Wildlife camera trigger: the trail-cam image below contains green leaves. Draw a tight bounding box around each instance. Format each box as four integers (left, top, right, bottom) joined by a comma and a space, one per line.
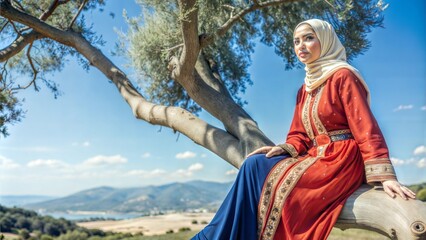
123, 0, 386, 113
0, 0, 106, 136
0, 0, 387, 135
0, 88, 24, 137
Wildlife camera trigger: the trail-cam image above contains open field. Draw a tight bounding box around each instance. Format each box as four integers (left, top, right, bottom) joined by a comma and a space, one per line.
78, 212, 215, 236
78, 212, 389, 239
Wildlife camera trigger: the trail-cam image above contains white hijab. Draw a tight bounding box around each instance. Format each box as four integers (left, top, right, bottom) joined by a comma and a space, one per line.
295, 19, 371, 104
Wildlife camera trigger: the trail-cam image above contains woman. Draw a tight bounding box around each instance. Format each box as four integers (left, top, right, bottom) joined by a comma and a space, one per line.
192, 19, 416, 240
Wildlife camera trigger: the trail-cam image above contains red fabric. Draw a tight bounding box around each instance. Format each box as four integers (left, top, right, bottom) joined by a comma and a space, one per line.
269, 69, 396, 239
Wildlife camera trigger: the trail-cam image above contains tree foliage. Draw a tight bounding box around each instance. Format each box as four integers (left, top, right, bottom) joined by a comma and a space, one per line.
0, 0, 107, 137
119, 0, 386, 112
1, 0, 388, 139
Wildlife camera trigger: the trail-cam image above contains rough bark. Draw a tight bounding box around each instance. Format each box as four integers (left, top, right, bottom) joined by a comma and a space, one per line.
337, 185, 426, 239
1, 1, 426, 239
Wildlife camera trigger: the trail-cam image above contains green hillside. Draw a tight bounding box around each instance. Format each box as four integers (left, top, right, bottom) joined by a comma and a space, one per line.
25, 181, 233, 214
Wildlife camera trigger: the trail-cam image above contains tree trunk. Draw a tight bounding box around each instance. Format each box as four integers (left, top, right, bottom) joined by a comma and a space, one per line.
337, 185, 426, 239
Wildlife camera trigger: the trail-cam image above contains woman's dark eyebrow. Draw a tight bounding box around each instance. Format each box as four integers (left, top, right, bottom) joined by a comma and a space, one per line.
294, 33, 314, 40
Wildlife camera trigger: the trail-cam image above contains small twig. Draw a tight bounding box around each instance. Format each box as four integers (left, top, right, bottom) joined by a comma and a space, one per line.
0, 20, 9, 32
12, 0, 26, 12
222, 4, 235, 11
253, 0, 261, 6
9, 21, 22, 37
323, 0, 336, 9
164, 43, 184, 53
0, 60, 8, 89
11, 43, 38, 91
69, 0, 87, 29
39, 0, 60, 21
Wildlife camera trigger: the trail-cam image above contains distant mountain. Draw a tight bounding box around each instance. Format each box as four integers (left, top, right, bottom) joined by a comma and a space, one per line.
25, 180, 233, 213
0, 195, 56, 207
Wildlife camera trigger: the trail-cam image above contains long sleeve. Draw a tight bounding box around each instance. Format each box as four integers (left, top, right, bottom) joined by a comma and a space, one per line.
338, 70, 397, 184
279, 87, 312, 158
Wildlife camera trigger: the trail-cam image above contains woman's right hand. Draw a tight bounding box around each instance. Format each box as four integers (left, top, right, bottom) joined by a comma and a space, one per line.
246, 146, 286, 158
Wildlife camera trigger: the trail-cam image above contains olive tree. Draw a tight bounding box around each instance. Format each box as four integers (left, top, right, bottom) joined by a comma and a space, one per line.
1, 0, 425, 238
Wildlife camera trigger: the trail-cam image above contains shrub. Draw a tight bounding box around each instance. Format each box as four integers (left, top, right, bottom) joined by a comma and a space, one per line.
40, 235, 54, 240
417, 189, 426, 201
191, 220, 198, 224
166, 229, 174, 234
19, 229, 30, 239
179, 227, 191, 232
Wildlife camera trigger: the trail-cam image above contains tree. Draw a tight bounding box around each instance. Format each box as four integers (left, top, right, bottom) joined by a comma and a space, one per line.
18, 229, 30, 240
0, 0, 384, 161
1, 0, 426, 239
43, 222, 62, 237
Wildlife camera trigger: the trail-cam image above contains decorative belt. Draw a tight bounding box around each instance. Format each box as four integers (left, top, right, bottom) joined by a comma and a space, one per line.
312, 129, 354, 146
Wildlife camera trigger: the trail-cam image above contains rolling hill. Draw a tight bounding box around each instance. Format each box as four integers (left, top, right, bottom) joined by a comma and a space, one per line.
25, 180, 233, 214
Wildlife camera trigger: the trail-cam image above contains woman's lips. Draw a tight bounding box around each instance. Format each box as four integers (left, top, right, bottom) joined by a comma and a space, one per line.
299, 52, 308, 57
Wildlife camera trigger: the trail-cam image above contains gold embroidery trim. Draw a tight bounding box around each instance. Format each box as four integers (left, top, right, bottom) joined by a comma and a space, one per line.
312, 84, 328, 135
259, 157, 319, 240
364, 158, 396, 182
328, 129, 351, 135
277, 143, 298, 158
257, 158, 298, 238
301, 92, 315, 140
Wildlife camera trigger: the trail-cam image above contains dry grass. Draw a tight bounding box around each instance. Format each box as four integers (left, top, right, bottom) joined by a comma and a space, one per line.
79, 212, 390, 239
78, 212, 214, 236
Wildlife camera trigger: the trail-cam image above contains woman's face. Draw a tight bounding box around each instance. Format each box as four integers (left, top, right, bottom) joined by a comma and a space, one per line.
293, 24, 321, 64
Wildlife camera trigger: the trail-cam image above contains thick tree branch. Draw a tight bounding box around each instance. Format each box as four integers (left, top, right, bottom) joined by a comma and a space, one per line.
0, 31, 43, 62
200, 0, 303, 48
177, 0, 199, 78
0, 0, 243, 166
173, 0, 274, 158
186, 54, 275, 158
0, 0, 76, 63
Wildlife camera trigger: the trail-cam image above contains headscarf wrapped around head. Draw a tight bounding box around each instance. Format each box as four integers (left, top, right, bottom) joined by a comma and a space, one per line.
295, 19, 370, 104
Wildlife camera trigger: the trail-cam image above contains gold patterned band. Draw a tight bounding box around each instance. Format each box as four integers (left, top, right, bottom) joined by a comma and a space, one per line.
364, 158, 397, 183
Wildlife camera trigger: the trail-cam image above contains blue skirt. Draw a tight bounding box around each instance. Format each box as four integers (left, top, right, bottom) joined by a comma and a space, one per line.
192, 154, 288, 240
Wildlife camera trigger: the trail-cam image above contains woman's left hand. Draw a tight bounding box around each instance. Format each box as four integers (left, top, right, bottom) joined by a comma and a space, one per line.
382, 180, 416, 200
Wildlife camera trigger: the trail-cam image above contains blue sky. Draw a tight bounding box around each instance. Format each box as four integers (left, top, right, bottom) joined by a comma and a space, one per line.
0, 0, 425, 196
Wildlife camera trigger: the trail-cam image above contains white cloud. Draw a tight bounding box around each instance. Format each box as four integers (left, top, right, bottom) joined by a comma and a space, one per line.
141, 152, 151, 158
188, 163, 203, 172
417, 158, 426, 168
83, 155, 127, 166
72, 141, 91, 147
174, 169, 192, 177
127, 168, 167, 177
390, 157, 405, 166
225, 169, 238, 175
0, 156, 20, 169
421, 106, 426, 111
175, 151, 197, 159
414, 145, 426, 155
174, 163, 204, 177
393, 105, 413, 112
201, 154, 207, 158
27, 159, 66, 168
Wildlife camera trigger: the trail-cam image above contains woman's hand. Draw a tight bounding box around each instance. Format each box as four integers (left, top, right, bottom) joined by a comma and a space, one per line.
246, 146, 286, 158
382, 180, 416, 200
